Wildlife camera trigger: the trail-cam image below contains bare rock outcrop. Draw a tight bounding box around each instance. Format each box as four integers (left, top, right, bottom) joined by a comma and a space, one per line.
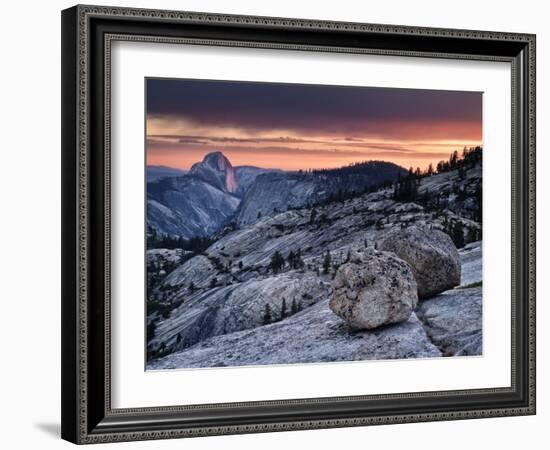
378, 226, 461, 299
459, 241, 482, 287
190, 151, 238, 193
415, 287, 482, 356
149, 271, 332, 355
329, 249, 418, 330
147, 298, 441, 369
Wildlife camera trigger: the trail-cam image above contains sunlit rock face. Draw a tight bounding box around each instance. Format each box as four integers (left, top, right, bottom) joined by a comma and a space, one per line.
147, 152, 242, 239
190, 151, 238, 194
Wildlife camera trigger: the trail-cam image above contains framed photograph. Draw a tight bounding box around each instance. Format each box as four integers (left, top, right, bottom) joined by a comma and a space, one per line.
61, 5, 536, 444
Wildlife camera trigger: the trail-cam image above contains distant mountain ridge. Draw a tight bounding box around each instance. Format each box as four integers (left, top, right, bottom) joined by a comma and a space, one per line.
146, 165, 187, 182
147, 152, 407, 239
236, 161, 408, 225
234, 166, 282, 196
147, 153, 277, 239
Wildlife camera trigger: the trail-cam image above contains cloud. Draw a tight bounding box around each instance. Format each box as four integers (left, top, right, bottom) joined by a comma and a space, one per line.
148, 133, 469, 157
148, 140, 454, 160
146, 78, 482, 141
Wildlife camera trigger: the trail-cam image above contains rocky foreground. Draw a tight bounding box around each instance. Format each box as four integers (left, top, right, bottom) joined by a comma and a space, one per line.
147, 240, 482, 370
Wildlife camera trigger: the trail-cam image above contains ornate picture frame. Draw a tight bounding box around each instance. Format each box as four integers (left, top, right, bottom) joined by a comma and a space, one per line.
61, 5, 536, 444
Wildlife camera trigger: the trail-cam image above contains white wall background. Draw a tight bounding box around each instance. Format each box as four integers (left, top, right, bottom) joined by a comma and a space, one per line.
0, 0, 546, 448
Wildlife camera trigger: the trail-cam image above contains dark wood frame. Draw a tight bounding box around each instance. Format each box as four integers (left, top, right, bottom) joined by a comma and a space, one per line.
61, 4, 536, 444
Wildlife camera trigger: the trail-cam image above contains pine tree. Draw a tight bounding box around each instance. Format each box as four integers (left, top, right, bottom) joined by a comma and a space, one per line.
262, 303, 272, 325
474, 183, 482, 223
454, 150, 460, 167
297, 249, 304, 268
323, 251, 332, 274
287, 250, 295, 268
147, 321, 156, 340
287, 248, 305, 269
189, 281, 195, 293
452, 221, 465, 248
280, 298, 287, 320
393, 175, 418, 202
291, 298, 298, 314
467, 227, 479, 244
345, 249, 351, 263
270, 251, 285, 273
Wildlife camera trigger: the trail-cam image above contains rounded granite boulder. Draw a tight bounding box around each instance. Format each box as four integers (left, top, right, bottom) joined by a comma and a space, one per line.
377, 226, 461, 299
329, 249, 418, 330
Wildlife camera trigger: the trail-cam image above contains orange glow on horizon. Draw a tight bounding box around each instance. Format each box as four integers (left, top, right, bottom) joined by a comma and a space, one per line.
146, 114, 482, 172
146, 142, 482, 173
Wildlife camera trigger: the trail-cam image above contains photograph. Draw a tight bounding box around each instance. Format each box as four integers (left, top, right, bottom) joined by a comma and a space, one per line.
144, 79, 483, 370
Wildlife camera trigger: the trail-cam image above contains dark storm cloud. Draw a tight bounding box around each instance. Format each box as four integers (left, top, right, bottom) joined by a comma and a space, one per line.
146, 78, 482, 134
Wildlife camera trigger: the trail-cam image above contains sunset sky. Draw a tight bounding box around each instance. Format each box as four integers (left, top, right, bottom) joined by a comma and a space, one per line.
146, 78, 482, 171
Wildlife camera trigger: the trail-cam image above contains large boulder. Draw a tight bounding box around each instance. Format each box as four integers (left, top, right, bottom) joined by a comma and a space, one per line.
378, 226, 461, 299
329, 249, 418, 330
